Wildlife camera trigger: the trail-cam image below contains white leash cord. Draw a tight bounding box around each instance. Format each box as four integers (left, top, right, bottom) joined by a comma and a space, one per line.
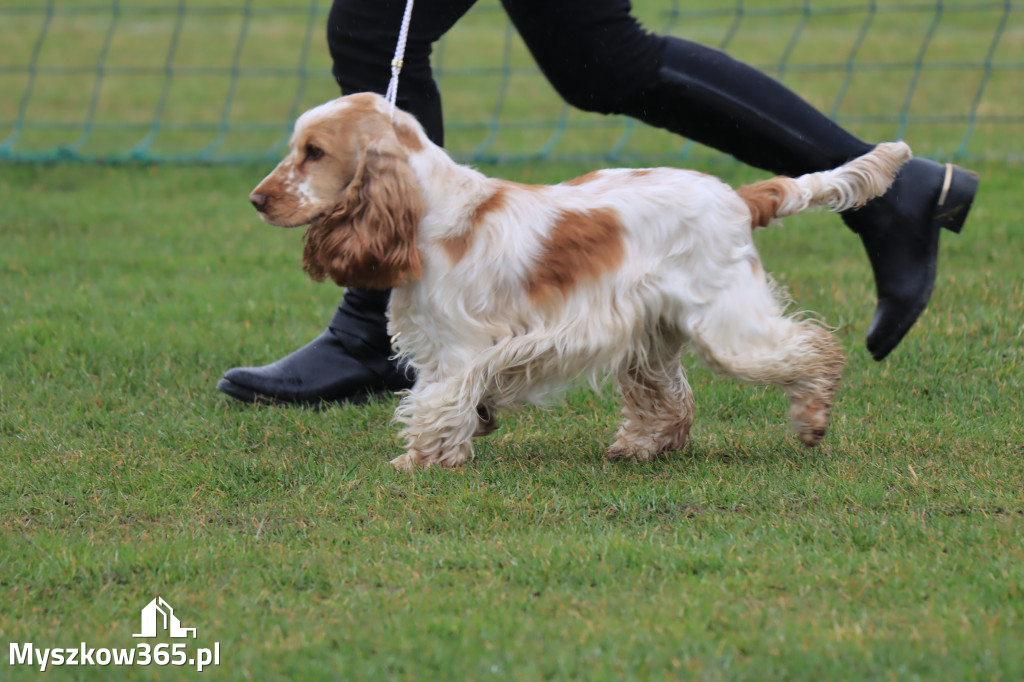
384, 0, 416, 120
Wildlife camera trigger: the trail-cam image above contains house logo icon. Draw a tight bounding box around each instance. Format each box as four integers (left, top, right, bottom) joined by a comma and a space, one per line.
132, 597, 197, 639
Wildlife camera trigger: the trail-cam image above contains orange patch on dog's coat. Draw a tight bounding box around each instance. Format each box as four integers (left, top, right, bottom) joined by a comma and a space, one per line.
563, 170, 603, 186
441, 185, 509, 263
736, 178, 791, 229
527, 207, 625, 302
471, 187, 508, 227
394, 122, 424, 151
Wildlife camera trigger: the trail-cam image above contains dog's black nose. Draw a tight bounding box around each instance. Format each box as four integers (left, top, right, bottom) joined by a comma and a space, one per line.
249, 192, 268, 212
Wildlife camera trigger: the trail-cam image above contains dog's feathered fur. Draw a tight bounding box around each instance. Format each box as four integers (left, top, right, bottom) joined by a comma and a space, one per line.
250, 92, 911, 469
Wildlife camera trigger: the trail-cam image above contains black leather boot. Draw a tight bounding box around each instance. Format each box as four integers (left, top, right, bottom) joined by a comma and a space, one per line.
842, 158, 979, 360
217, 288, 414, 406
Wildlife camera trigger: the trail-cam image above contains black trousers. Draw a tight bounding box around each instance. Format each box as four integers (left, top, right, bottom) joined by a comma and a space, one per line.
327, 0, 874, 176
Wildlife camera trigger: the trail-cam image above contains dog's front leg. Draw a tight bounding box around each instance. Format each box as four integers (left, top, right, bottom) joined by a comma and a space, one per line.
390, 377, 480, 470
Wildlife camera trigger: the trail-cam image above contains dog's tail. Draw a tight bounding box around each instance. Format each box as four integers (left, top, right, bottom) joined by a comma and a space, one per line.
737, 141, 912, 229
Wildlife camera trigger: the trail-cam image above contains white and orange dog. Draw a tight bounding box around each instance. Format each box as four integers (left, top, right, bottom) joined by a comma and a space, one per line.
249, 93, 911, 470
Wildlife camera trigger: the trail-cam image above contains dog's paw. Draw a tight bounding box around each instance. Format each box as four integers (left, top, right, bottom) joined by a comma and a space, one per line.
390, 453, 420, 471
605, 442, 656, 462
391, 442, 474, 470
789, 399, 832, 448
797, 424, 828, 448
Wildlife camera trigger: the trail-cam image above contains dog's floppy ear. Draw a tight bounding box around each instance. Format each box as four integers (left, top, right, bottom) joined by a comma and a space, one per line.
302, 136, 424, 289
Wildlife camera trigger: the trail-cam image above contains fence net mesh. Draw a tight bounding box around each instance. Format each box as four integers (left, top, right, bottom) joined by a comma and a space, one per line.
1, 0, 1021, 164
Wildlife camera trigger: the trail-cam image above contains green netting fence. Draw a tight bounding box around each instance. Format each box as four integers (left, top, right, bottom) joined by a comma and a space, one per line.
1, 0, 1021, 164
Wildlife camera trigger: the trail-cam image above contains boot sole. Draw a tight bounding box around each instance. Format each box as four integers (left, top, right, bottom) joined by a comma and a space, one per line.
216, 377, 391, 410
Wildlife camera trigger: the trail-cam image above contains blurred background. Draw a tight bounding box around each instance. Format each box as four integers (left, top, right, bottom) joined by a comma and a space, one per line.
2, 0, 1021, 164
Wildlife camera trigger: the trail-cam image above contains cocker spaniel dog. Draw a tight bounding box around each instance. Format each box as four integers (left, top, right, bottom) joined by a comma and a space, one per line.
249, 92, 910, 470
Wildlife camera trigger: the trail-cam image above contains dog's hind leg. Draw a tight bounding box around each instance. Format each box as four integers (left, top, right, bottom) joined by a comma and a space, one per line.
606, 338, 694, 461
687, 273, 845, 447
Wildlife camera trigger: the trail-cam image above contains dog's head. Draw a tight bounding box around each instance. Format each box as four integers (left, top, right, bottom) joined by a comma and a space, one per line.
250, 93, 425, 289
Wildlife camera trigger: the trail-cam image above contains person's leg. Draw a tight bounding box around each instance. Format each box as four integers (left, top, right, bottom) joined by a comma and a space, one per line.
217, 0, 476, 405
502, 0, 977, 360
327, 0, 479, 144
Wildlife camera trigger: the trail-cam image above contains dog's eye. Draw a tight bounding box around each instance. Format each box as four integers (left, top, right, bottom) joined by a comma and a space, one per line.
305, 144, 325, 162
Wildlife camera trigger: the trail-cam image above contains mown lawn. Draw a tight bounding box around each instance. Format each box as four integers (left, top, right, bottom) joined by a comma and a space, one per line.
1, 157, 1021, 680
3, 0, 1024, 677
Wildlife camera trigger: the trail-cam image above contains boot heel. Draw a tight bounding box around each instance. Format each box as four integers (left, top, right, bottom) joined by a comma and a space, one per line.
935, 164, 979, 234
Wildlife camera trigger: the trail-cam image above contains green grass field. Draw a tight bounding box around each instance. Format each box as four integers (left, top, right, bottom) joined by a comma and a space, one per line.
3, 0, 1024, 679
2, 157, 1022, 680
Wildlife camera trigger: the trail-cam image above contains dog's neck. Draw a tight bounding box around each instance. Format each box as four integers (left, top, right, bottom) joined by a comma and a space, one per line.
404, 135, 497, 245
